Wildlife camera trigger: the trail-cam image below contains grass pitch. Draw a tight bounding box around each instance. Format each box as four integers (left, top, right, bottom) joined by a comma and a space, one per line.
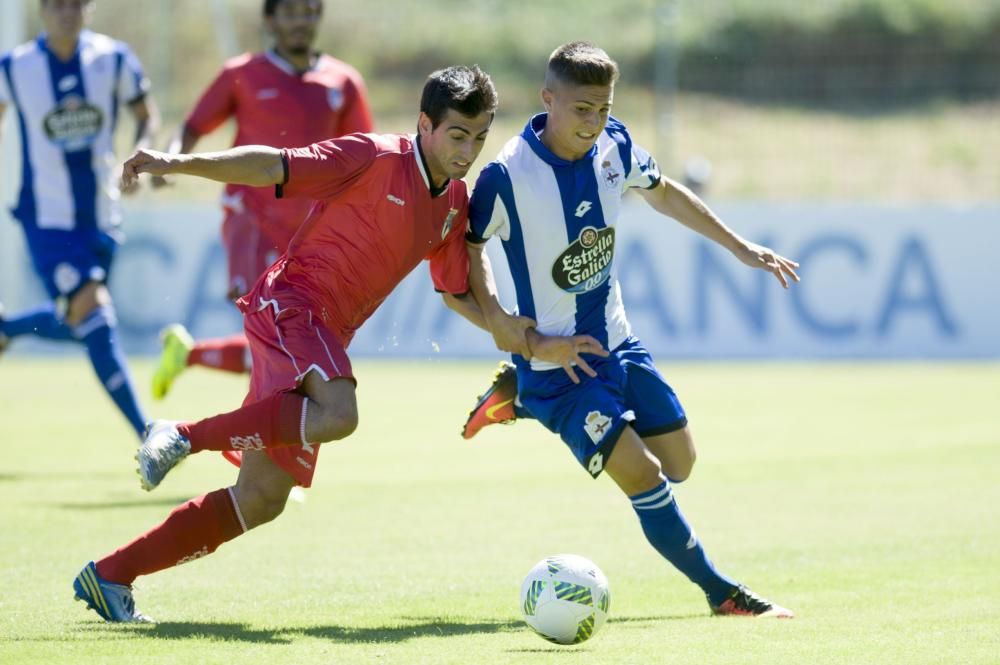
0, 358, 997, 664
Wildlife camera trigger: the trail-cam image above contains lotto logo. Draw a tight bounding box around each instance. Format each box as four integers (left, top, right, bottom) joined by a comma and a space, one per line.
575, 201, 593, 217
230, 433, 265, 451
588, 452, 605, 476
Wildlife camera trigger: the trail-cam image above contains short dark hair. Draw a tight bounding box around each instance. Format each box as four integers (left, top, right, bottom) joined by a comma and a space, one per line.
420, 65, 498, 129
264, 0, 322, 16
546, 41, 619, 88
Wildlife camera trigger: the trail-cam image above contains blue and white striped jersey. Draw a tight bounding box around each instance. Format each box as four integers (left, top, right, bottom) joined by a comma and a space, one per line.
469, 114, 661, 371
0, 30, 149, 244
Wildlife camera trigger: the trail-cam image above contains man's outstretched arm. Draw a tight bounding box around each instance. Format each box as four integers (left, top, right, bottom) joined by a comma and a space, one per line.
639, 174, 800, 288
121, 146, 285, 190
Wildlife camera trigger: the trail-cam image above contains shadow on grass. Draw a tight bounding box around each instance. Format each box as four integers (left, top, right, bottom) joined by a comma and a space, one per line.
25, 614, 702, 647
112, 616, 523, 644
608, 613, 703, 624
56, 496, 191, 510
503, 613, 704, 653
0, 470, 121, 482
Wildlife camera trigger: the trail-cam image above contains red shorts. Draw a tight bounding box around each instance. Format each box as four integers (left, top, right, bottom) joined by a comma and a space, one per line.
231, 296, 355, 487
222, 209, 282, 300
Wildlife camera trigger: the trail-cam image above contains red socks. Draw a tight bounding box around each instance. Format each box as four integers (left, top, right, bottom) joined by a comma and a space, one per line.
96, 488, 246, 585
178, 392, 305, 452
94, 396, 310, 585
187, 335, 251, 374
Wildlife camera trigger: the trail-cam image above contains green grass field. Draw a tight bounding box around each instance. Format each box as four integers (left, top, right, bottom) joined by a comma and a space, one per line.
1, 358, 997, 664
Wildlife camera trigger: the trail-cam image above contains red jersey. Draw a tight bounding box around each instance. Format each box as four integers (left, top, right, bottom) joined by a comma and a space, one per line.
186, 50, 374, 247
238, 133, 470, 346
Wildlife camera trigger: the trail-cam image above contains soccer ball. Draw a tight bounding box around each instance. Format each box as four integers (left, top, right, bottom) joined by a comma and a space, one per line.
520, 554, 610, 645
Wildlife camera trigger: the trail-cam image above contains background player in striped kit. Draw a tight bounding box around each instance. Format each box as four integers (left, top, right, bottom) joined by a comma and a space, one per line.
149, 0, 374, 401
462, 42, 800, 617
0, 0, 158, 439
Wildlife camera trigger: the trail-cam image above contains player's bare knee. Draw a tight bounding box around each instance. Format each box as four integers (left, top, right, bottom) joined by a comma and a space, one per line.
236, 483, 290, 529
302, 375, 358, 442
646, 427, 697, 484
633, 462, 666, 495
610, 454, 664, 497
315, 407, 357, 441
668, 467, 692, 483
667, 451, 695, 483
65, 283, 106, 326
308, 401, 358, 442
247, 501, 285, 529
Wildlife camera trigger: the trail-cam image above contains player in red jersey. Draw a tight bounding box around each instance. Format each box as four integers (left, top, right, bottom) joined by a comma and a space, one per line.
71, 65, 537, 623
151, 0, 374, 400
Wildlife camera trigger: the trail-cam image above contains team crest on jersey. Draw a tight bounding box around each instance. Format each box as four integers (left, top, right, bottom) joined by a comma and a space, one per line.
551, 225, 615, 294
441, 208, 459, 239
43, 95, 102, 152
327, 87, 344, 111
601, 160, 621, 190
584, 410, 613, 445
53, 262, 82, 295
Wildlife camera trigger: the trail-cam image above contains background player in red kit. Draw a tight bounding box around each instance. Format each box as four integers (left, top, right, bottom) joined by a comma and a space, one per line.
150, 0, 374, 400
72, 65, 523, 622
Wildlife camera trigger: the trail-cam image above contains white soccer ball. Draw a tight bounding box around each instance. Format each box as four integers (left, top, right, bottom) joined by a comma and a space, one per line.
520, 554, 610, 645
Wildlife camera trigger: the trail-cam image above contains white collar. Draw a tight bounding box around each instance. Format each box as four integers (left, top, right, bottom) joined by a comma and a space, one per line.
412, 134, 450, 198
264, 49, 318, 76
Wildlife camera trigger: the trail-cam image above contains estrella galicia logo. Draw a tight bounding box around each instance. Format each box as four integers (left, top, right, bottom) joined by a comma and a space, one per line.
551, 225, 615, 294
43, 95, 103, 151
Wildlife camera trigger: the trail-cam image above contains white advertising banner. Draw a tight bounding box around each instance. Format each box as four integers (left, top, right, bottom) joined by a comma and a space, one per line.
0, 200, 997, 359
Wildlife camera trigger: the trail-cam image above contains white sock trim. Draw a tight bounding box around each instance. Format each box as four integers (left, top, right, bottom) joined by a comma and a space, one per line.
300, 397, 310, 448
634, 493, 675, 511
227, 486, 249, 533
73, 305, 116, 339
631, 476, 674, 510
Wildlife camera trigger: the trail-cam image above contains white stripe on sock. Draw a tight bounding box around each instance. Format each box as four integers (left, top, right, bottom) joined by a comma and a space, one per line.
73, 306, 115, 339
104, 371, 125, 391
631, 478, 671, 507
227, 486, 249, 533
633, 492, 675, 510
300, 398, 310, 448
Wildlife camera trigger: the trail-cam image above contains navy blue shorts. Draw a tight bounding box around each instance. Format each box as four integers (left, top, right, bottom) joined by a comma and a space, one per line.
28, 232, 117, 300
517, 336, 687, 478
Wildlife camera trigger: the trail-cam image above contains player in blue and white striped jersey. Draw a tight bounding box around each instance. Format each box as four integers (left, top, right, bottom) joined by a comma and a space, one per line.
462, 42, 799, 617
0, 0, 159, 439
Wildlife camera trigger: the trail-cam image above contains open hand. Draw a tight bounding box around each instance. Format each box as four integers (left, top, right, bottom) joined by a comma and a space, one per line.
527, 331, 609, 384
734, 241, 800, 288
